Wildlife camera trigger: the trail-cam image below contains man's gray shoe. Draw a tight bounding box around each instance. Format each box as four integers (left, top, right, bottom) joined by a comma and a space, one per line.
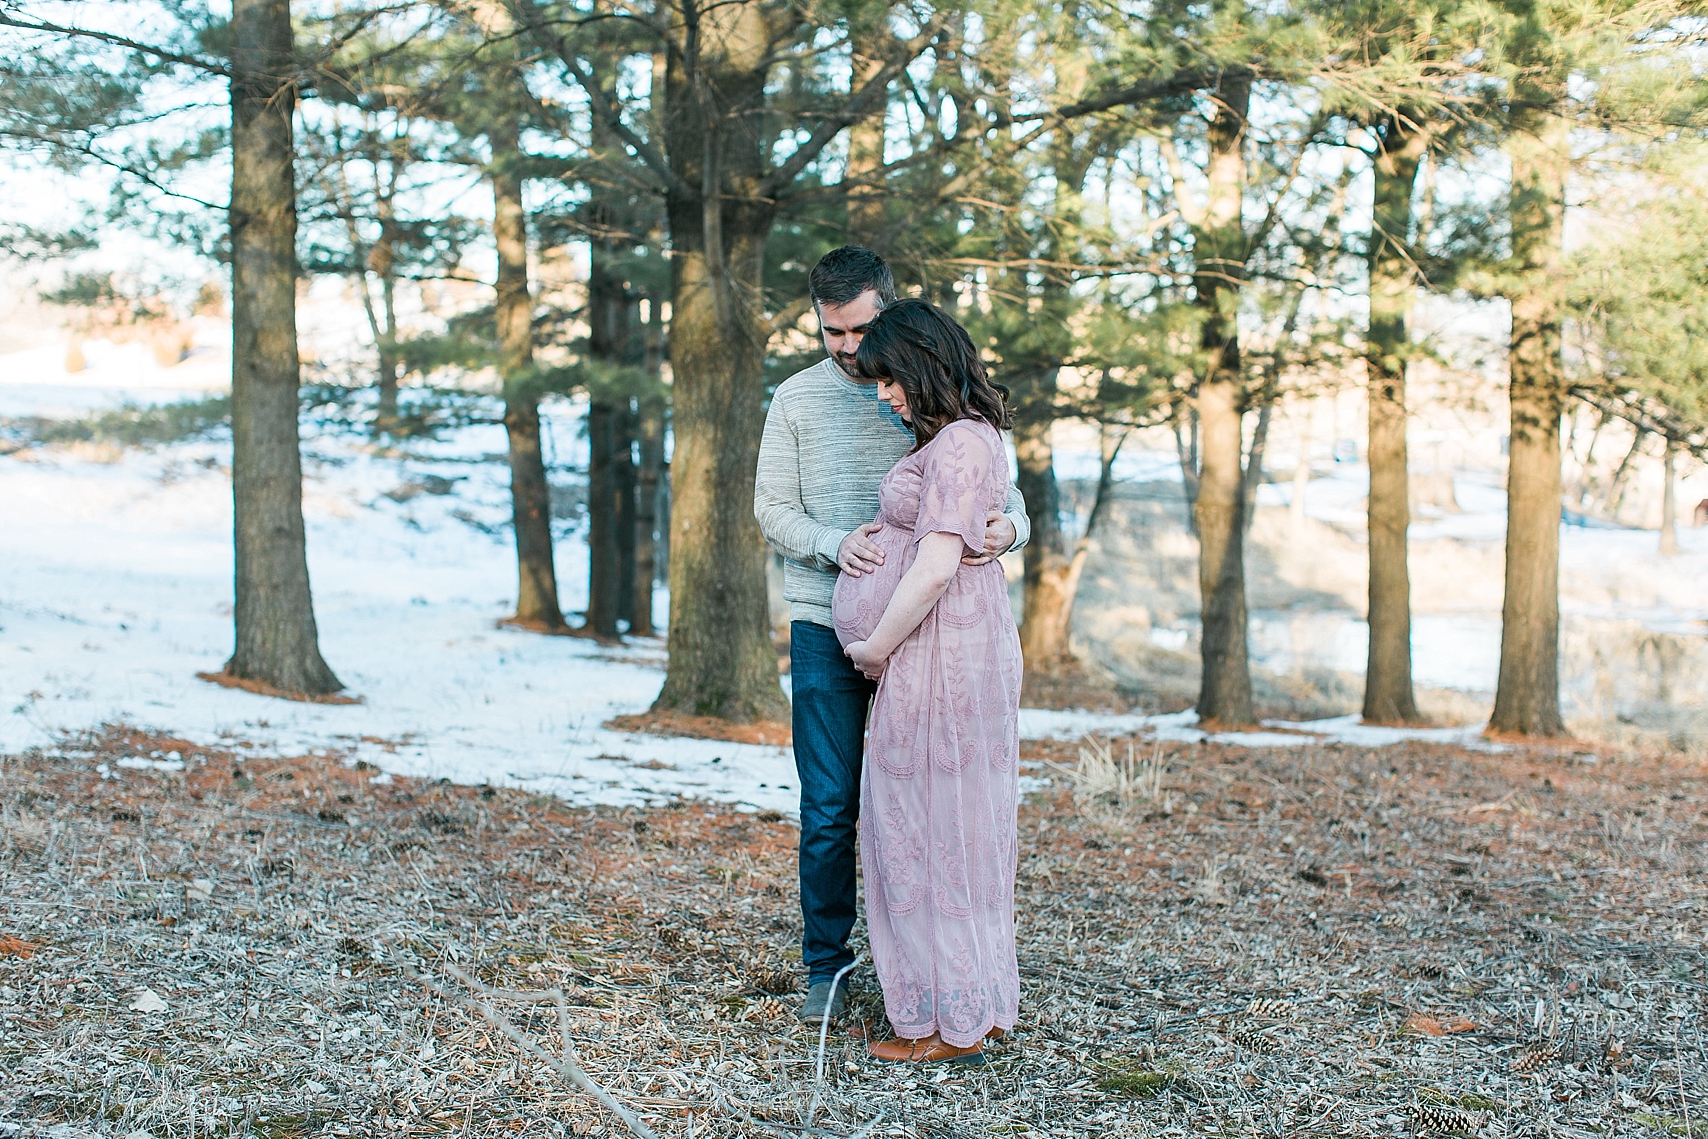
799, 981, 849, 1026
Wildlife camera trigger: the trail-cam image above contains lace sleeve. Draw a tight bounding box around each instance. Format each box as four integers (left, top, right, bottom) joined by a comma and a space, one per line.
912, 421, 998, 555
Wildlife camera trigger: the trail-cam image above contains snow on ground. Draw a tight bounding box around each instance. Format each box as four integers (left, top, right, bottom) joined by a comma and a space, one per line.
1017, 708, 1504, 751
0, 411, 819, 813
6, 351, 1677, 816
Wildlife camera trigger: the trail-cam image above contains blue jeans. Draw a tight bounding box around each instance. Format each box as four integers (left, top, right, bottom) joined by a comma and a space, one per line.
791, 620, 877, 985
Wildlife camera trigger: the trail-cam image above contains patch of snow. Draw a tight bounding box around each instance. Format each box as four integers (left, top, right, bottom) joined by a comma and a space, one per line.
115, 756, 185, 771
1016, 709, 1158, 740
1014, 707, 1506, 752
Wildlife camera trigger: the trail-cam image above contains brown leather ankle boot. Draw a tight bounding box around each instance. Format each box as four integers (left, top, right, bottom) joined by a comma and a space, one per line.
867, 1032, 987, 1065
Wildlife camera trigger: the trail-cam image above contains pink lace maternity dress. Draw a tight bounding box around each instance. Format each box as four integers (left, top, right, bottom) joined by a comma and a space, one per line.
831, 417, 1023, 1048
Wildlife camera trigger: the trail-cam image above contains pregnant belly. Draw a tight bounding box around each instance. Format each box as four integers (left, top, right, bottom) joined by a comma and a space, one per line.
831, 539, 911, 648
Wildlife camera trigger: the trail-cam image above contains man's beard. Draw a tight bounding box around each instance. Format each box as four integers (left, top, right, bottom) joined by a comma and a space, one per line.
834, 352, 859, 376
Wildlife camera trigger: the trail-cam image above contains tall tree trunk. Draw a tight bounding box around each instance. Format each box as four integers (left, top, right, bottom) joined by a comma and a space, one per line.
1605, 427, 1644, 519
651, 28, 789, 722
373, 185, 402, 433
1660, 437, 1679, 555
1241, 398, 1273, 536
844, 47, 886, 245
616, 407, 638, 627
1054, 426, 1125, 646
586, 401, 619, 635
1012, 137, 1098, 670
492, 116, 567, 632
631, 387, 665, 637
222, 0, 342, 696
1014, 382, 1072, 666
1190, 76, 1254, 727
1363, 118, 1427, 725
1490, 103, 1568, 737
1290, 407, 1312, 538
1174, 405, 1201, 534
585, 203, 640, 637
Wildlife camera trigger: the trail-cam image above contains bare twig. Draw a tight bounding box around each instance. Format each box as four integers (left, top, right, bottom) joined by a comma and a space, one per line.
806, 952, 866, 1129
387, 949, 660, 1139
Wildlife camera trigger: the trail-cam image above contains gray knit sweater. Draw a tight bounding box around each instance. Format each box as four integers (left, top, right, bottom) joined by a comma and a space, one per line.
754, 357, 1030, 628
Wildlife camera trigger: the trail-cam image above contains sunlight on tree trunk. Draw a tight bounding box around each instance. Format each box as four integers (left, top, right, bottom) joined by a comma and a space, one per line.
650, 17, 788, 721
844, 45, 886, 247
222, 0, 342, 697
492, 116, 566, 633
1660, 437, 1678, 555
1015, 404, 1072, 667
1190, 76, 1254, 728
1491, 102, 1568, 737
631, 387, 665, 637
1363, 120, 1426, 725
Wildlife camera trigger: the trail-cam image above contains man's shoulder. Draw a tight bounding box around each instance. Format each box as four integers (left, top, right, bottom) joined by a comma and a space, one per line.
772, 358, 840, 407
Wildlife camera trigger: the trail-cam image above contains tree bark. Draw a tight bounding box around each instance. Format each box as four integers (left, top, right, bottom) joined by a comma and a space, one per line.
1174, 405, 1201, 534
844, 47, 886, 245
585, 197, 641, 637
1014, 387, 1072, 666
1011, 134, 1101, 670
1190, 75, 1254, 727
1054, 426, 1125, 646
373, 181, 402, 433
1290, 407, 1312, 538
586, 401, 618, 634
616, 407, 638, 627
222, 0, 342, 696
1362, 117, 1427, 725
1605, 427, 1644, 519
492, 116, 567, 632
1660, 437, 1678, 555
1490, 103, 1568, 737
650, 17, 789, 722
1240, 398, 1272, 536
631, 388, 665, 636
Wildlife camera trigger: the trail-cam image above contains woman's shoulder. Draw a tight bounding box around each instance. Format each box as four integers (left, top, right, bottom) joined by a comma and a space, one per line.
930, 416, 1002, 453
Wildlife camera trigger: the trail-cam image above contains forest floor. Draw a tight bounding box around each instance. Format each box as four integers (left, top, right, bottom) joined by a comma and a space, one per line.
2, 726, 1706, 1139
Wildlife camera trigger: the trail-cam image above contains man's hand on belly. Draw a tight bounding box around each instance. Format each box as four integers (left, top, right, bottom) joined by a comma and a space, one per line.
961, 511, 1016, 566
838, 522, 885, 576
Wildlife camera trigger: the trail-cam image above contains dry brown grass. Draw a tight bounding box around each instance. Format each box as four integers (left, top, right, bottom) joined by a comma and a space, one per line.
2, 725, 1706, 1138
604, 713, 793, 748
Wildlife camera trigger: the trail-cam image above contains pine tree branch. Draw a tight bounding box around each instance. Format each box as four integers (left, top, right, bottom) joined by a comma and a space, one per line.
764, 293, 813, 338
506, 0, 695, 201
0, 8, 231, 76
759, 17, 948, 201
1043, 67, 1234, 122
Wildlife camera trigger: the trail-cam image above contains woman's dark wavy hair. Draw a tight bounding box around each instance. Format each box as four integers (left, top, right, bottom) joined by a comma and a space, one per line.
853, 298, 1012, 448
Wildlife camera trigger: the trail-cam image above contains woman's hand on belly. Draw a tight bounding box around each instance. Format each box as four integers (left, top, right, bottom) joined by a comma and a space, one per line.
844, 639, 886, 681
842, 531, 965, 675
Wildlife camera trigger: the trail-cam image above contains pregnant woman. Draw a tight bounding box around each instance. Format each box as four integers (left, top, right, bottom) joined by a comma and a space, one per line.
831, 299, 1023, 1065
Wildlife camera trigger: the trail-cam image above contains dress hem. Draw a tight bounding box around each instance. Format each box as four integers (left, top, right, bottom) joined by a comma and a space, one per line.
890, 1016, 1016, 1050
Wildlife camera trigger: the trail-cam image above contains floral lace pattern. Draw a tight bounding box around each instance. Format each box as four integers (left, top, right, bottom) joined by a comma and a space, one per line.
830, 419, 1023, 1048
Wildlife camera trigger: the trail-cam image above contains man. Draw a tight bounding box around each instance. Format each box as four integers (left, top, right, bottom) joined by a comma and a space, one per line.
754, 246, 1030, 1026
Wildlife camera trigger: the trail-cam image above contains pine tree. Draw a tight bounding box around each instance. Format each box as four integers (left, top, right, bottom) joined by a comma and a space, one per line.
0, 2, 444, 696
1482, 0, 1695, 735
513, 0, 950, 721
223, 0, 344, 695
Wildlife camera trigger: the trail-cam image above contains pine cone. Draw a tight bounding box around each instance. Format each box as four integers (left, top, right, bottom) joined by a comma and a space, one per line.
1510, 1044, 1559, 1073
1244, 998, 1295, 1019
1226, 1024, 1280, 1052
750, 968, 797, 995
1408, 1101, 1487, 1133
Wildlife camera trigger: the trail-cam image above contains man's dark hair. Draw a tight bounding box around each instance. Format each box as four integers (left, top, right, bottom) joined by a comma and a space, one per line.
808, 245, 896, 308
